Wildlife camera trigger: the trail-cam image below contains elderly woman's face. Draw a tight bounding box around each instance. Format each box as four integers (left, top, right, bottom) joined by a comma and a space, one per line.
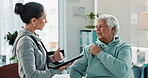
96, 19, 114, 41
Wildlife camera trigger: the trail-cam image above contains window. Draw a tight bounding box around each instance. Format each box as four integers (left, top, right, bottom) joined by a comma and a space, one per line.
0, 0, 24, 66
132, 46, 148, 64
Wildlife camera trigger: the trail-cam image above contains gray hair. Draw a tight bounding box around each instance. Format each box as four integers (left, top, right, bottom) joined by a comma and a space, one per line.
96, 14, 119, 36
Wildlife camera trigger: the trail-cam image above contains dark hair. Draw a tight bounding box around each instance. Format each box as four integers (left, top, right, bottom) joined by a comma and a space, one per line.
14, 2, 44, 24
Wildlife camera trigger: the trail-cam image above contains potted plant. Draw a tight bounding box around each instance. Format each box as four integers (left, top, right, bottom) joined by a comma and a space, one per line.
4, 31, 18, 46
4, 31, 18, 62
85, 12, 99, 28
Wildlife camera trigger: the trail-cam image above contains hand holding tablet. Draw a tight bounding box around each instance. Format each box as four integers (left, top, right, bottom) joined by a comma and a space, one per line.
49, 54, 84, 69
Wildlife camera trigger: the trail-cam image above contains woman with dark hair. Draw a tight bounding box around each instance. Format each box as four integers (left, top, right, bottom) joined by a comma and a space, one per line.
12, 2, 71, 78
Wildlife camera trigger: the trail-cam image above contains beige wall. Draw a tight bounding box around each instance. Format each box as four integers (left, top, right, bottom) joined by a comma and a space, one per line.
65, 0, 94, 59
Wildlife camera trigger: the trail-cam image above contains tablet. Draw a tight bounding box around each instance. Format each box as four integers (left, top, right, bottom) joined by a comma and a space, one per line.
49, 54, 84, 69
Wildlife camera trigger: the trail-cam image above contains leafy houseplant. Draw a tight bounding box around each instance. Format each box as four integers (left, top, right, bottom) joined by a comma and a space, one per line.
85, 12, 99, 28
4, 31, 18, 46
4, 31, 18, 62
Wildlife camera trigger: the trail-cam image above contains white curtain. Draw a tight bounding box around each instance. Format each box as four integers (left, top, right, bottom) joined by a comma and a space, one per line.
0, 0, 24, 65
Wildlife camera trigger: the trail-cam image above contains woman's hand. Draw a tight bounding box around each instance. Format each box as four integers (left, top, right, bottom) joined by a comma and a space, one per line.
90, 45, 102, 55
52, 47, 63, 61
59, 63, 72, 72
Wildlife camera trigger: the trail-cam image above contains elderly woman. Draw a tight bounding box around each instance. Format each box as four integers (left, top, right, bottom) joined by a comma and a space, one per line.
70, 14, 132, 78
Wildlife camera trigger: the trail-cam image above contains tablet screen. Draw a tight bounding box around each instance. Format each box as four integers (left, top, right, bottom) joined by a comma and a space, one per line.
49, 54, 84, 69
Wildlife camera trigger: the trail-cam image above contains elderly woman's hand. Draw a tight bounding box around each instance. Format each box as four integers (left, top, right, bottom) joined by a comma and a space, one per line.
90, 45, 102, 55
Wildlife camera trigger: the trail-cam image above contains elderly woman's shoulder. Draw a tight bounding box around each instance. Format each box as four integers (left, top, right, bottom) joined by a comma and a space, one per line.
82, 43, 94, 51
117, 41, 131, 49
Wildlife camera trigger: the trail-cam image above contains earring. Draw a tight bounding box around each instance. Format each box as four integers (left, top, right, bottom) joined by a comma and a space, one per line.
33, 24, 35, 27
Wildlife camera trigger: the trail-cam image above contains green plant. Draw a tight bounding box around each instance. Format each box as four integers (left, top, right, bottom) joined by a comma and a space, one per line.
4, 31, 18, 62
4, 31, 18, 46
85, 12, 99, 28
